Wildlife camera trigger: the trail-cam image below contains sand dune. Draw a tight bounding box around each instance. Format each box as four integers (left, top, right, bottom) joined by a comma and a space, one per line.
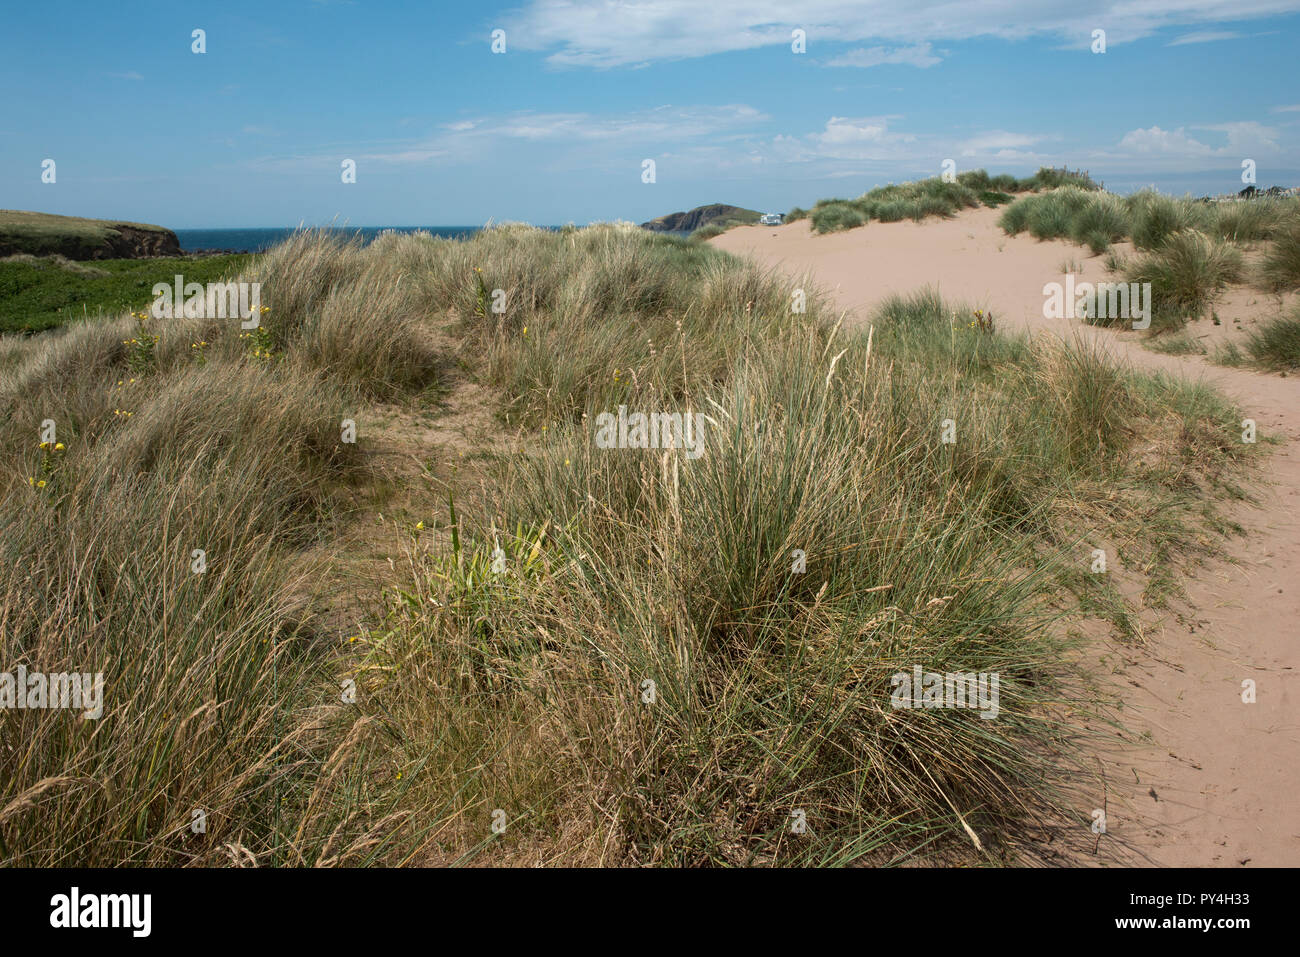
713, 209, 1300, 866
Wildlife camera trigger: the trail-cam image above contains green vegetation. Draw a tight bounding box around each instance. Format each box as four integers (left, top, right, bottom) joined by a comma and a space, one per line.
0, 253, 253, 333
998, 187, 1300, 336
1146, 330, 1207, 356
1120, 230, 1244, 333
643, 203, 761, 237
0, 209, 180, 260
805, 167, 1098, 235
688, 214, 761, 241
1246, 313, 1300, 369
1215, 308, 1300, 371
1000, 189, 1300, 255
0, 225, 1256, 866
1260, 221, 1300, 291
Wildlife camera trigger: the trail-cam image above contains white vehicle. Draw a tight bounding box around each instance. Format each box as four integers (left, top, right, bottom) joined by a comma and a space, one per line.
759, 212, 784, 225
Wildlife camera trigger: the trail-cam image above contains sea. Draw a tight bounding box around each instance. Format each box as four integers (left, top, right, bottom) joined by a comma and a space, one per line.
173, 226, 493, 254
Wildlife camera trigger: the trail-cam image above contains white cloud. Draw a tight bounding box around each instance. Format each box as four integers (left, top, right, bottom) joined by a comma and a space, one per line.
251, 104, 770, 170
503, 0, 1300, 67
1116, 126, 1212, 155
958, 131, 1044, 156
825, 43, 942, 69
476, 105, 766, 143
1271, 104, 1300, 112
1090, 121, 1282, 172
809, 116, 919, 161
1196, 120, 1280, 152
1166, 30, 1244, 45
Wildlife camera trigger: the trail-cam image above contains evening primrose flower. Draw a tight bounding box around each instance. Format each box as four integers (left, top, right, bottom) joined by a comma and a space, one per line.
54, 442, 64, 451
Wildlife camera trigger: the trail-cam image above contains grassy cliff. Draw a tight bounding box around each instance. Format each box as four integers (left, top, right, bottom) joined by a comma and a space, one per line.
0, 210, 181, 260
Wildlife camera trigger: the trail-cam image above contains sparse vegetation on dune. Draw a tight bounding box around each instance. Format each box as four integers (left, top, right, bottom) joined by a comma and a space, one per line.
998, 186, 1300, 336
1216, 307, 1300, 371
1000, 188, 1300, 255
0, 225, 1256, 866
804, 167, 1098, 235
1120, 230, 1244, 333
1260, 221, 1300, 291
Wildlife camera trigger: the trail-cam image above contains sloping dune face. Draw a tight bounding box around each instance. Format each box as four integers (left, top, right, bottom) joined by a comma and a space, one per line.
714, 208, 1300, 868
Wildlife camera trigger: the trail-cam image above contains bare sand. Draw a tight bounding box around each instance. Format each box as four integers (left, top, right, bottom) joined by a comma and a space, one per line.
713, 209, 1300, 866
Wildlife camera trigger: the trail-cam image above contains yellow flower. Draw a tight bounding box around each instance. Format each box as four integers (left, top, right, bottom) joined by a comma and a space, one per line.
39, 441, 50, 449
415, 521, 424, 530
522, 326, 528, 335
564, 458, 571, 467
36, 480, 46, 488
54, 442, 64, 451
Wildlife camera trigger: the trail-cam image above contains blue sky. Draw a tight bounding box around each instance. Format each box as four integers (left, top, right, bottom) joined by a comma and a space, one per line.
3, 0, 1300, 227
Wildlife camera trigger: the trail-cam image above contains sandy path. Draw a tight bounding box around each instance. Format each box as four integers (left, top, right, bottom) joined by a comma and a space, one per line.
713, 210, 1300, 866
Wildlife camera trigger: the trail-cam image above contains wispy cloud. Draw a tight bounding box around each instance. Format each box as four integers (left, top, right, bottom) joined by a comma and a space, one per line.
1090, 121, 1281, 171
107, 71, 144, 80
1166, 30, 1244, 45
825, 43, 942, 69
504, 0, 1300, 67
247, 104, 769, 171
958, 131, 1047, 156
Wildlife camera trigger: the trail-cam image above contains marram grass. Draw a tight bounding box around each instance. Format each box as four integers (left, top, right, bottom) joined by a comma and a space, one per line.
0, 225, 1256, 866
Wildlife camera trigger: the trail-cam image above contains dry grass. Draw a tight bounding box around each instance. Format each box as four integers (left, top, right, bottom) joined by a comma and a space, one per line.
0, 226, 1259, 866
